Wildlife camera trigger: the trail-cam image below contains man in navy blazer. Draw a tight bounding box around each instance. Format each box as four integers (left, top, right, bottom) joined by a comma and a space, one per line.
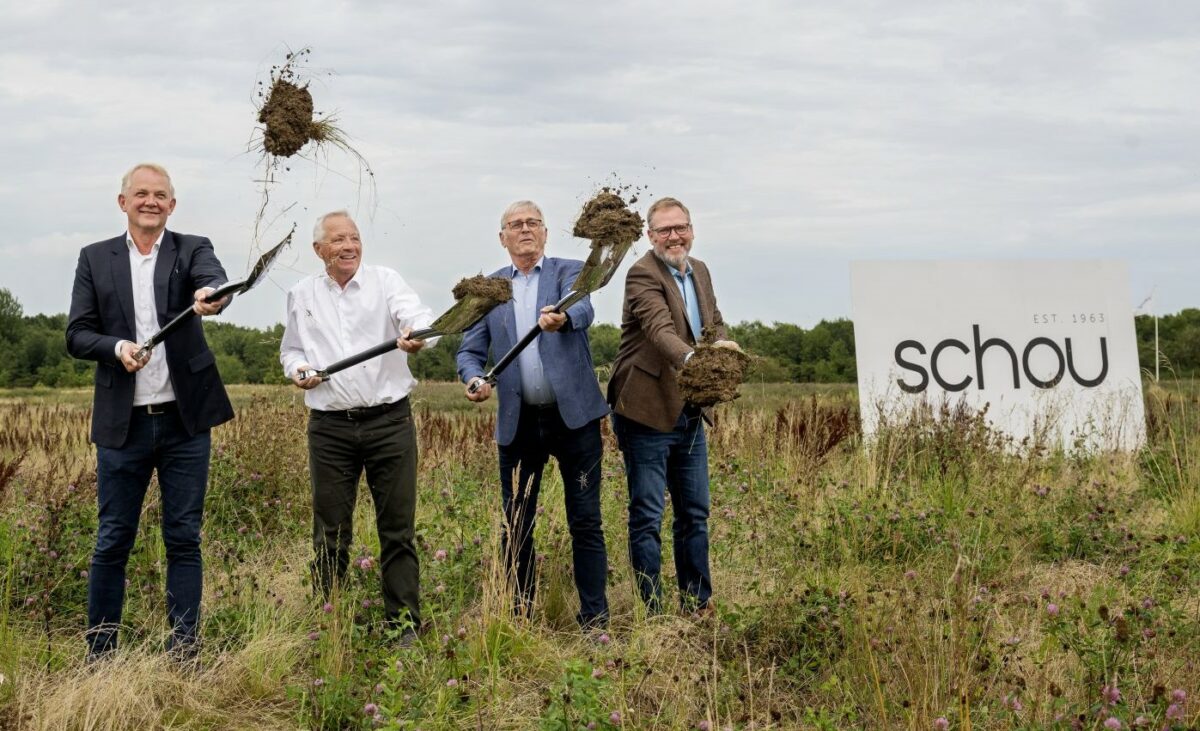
457, 200, 610, 628
66, 163, 234, 659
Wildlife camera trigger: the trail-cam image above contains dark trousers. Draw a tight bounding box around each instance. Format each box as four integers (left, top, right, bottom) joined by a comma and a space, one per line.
89, 404, 210, 657
307, 399, 420, 626
498, 404, 609, 627
613, 410, 712, 613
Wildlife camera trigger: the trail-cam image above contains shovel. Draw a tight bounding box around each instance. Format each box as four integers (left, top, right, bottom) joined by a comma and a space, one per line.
297, 277, 512, 382
135, 226, 295, 360
468, 235, 636, 394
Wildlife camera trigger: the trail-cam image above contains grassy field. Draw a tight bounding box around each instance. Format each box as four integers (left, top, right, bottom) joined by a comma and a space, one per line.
0, 381, 1197, 730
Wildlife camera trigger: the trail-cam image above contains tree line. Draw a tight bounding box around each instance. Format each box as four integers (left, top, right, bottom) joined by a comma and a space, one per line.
0, 288, 1195, 388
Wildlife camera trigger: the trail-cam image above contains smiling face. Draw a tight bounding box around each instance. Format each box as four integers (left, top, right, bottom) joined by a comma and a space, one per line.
313, 214, 362, 286
118, 167, 176, 237
499, 204, 547, 271
647, 204, 693, 273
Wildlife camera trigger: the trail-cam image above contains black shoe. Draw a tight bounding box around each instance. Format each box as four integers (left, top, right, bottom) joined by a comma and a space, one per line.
396, 627, 419, 649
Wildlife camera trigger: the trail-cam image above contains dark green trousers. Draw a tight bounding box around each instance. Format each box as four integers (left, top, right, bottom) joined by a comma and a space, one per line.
307, 399, 419, 626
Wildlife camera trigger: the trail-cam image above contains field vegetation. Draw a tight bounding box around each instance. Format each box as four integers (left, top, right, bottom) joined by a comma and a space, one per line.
0, 381, 1196, 730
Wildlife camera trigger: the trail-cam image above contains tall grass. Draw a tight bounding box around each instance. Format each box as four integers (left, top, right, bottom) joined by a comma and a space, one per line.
0, 382, 1196, 729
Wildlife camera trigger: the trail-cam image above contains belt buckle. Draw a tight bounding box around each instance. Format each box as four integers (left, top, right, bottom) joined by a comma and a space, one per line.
345, 406, 366, 420
146, 403, 165, 415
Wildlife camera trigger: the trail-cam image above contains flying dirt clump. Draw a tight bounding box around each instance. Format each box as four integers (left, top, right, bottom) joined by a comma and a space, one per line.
258, 78, 319, 157
679, 331, 751, 407
452, 275, 512, 304
573, 189, 644, 246
253, 48, 359, 161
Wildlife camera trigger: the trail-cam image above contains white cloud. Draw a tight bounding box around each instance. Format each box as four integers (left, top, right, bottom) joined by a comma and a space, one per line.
1, 0, 1197, 329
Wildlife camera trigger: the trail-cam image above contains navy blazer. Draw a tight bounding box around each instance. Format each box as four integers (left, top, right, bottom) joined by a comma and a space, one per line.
456, 257, 610, 447
66, 230, 235, 448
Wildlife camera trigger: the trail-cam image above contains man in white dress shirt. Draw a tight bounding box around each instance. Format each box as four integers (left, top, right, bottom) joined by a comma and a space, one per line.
280, 210, 435, 642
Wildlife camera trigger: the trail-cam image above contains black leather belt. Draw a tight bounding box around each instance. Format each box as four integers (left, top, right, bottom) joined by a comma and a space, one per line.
521, 401, 559, 412
314, 398, 406, 421
134, 401, 177, 415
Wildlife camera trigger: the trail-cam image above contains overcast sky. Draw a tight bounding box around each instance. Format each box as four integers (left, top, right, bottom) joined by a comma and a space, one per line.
1, 0, 1196, 330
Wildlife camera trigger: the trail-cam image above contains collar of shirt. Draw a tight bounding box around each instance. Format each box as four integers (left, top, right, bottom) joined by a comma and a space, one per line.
670, 260, 694, 282
320, 265, 363, 292
126, 230, 165, 255
509, 256, 545, 279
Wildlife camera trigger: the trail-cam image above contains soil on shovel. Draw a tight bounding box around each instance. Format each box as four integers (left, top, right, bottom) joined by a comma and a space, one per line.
679, 334, 751, 407
452, 275, 512, 304
573, 189, 644, 245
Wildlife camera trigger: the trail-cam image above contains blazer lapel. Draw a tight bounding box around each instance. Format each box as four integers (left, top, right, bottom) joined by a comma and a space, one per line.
502, 265, 518, 346
154, 230, 178, 326
108, 235, 136, 338
692, 261, 714, 330
651, 253, 694, 345
537, 257, 557, 312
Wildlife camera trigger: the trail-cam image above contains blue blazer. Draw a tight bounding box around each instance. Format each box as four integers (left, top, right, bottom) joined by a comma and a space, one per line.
66, 230, 235, 448
456, 257, 609, 447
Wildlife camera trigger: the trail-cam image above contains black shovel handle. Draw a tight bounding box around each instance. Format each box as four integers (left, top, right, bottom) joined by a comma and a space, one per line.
297, 326, 439, 382
467, 292, 574, 394
134, 281, 243, 360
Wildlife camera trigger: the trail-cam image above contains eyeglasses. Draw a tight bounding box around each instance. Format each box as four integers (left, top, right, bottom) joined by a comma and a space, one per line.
504, 218, 543, 231
650, 223, 692, 237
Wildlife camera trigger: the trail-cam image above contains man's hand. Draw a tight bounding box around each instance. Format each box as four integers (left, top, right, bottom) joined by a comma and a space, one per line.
465, 377, 492, 402
397, 328, 425, 354
118, 340, 150, 373
712, 340, 743, 353
538, 307, 567, 332
193, 287, 228, 317
292, 364, 322, 390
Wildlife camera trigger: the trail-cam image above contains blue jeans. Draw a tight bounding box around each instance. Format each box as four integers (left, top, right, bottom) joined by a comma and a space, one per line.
498, 404, 609, 627
613, 411, 711, 612
89, 404, 210, 657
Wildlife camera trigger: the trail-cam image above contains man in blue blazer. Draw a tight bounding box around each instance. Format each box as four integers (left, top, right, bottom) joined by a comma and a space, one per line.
66, 163, 234, 659
457, 200, 610, 628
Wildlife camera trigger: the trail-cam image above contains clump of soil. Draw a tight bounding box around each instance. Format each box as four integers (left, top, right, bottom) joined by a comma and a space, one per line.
679, 330, 750, 406
258, 79, 319, 157
452, 275, 512, 304
253, 48, 356, 161
573, 189, 644, 246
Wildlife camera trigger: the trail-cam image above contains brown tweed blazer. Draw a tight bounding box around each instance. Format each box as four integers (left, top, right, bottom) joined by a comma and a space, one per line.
607, 250, 727, 432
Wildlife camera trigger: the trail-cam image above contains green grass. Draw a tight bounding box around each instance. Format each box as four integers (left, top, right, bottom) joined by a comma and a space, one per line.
0, 381, 1197, 729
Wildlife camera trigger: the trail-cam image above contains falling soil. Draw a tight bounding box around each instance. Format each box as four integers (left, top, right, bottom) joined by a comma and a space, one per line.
257, 79, 322, 158
573, 189, 643, 246
679, 338, 751, 407
452, 275, 512, 304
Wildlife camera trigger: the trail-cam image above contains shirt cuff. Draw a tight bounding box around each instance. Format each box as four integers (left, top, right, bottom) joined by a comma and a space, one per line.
115, 340, 128, 359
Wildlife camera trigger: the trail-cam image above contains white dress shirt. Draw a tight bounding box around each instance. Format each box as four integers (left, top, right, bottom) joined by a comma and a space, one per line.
123, 232, 175, 406
280, 263, 437, 411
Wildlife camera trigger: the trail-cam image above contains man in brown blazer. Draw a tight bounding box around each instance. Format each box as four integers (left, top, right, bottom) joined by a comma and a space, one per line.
607, 196, 740, 614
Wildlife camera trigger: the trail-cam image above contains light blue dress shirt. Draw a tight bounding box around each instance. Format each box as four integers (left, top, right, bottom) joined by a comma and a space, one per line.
671, 261, 703, 342
511, 258, 557, 406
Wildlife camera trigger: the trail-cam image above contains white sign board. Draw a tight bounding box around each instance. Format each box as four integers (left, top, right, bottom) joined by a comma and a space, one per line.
851, 260, 1145, 451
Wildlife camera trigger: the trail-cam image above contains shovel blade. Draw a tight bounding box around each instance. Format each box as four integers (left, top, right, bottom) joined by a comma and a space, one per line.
428, 293, 502, 335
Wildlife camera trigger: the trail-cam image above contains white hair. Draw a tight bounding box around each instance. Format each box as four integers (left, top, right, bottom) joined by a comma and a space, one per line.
499, 200, 544, 230
313, 210, 353, 243
121, 163, 174, 197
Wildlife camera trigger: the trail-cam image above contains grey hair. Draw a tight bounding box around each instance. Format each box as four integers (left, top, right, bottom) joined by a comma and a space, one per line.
313, 210, 353, 243
121, 163, 174, 197
646, 196, 691, 228
499, 200, 544, 230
